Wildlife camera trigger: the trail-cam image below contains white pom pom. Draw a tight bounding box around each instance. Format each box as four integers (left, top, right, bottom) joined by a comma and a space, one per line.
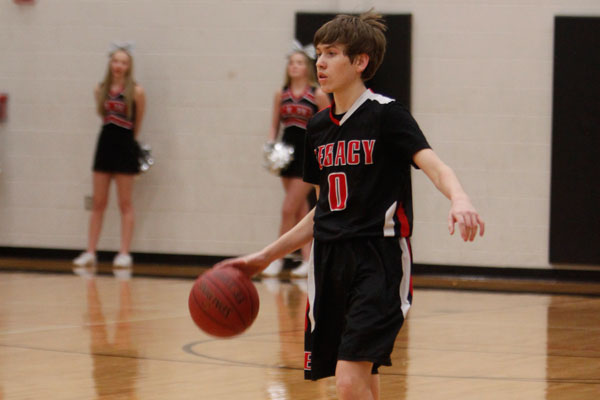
263, 142, 294, 174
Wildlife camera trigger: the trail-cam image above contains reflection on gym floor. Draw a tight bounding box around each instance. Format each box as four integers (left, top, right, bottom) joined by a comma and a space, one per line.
0, 270, 598, 399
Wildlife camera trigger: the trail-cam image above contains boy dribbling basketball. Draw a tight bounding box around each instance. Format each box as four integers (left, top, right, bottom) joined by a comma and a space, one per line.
216, 10, 484, 400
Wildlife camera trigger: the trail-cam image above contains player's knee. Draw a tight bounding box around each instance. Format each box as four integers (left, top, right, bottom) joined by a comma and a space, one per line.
336, 374, 364, 400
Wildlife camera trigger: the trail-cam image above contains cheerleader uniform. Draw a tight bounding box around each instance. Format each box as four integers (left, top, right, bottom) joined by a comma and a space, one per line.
93, 89, 140, 174
279, 85, 319, 178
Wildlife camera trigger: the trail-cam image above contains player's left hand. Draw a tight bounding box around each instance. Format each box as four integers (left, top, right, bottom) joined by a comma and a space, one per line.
448, 197, 485, 241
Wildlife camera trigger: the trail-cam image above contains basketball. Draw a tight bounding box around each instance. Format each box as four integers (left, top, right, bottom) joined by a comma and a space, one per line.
188, 266, 259, 337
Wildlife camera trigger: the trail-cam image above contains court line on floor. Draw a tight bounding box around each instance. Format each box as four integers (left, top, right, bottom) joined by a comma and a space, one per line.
0, 340, 596, 385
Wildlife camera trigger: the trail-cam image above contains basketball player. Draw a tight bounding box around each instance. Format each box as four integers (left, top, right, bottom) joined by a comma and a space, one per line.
216, 11, 484, 400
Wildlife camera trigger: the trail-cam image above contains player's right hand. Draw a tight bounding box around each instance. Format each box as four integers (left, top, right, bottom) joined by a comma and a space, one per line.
214, 252, 269, 278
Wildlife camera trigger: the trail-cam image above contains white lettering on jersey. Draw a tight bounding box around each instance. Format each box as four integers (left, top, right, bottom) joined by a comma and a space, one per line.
317, 140, 375, 170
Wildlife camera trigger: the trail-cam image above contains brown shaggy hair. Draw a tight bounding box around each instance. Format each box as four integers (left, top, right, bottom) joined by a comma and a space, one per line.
313, 10, 387, 81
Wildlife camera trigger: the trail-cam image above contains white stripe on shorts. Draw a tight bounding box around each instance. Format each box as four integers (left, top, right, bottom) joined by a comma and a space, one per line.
399, 237, 412, 317
307, 242, 316, 332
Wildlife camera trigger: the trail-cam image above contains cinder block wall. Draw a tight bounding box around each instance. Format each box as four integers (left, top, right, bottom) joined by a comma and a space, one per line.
1, 0, 599, 269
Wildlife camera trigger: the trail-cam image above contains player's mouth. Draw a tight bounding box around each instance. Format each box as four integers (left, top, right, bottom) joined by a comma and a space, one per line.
318, 73, 328, 82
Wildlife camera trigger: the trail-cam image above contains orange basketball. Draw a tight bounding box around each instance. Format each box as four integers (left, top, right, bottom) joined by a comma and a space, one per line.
188, 266, 259, 337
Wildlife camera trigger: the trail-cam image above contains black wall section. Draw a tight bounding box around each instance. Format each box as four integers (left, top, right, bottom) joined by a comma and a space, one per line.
295, 13, 412, 108
550, 16, 600, 264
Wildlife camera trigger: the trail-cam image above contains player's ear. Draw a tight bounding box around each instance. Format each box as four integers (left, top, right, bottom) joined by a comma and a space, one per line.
354, 53, 369, 74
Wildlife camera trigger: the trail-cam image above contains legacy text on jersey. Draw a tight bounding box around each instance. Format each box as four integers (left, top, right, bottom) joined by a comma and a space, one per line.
314, 139, 375, 169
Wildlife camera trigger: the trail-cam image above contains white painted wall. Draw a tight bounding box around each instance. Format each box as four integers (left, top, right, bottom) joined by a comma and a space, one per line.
1, 0, 599, 269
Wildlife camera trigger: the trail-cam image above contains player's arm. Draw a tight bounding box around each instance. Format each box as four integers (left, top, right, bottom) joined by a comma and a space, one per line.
261, 207, 315, 263
413, 148, 485, 241
268, 90, 282, 142
215, 208, 315, 277
261, 186, 318, 260
133, 85, 146, 138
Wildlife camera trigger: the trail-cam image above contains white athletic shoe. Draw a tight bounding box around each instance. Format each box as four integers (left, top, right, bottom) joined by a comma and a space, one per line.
73, 252, 96, 267
73, 252, 97, 278
262, 259, 283, 277
113, 253, 133, 268
290, 260, 310, 277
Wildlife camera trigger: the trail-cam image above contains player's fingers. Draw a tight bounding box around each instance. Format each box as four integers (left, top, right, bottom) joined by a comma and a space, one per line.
214, 258, 244, 270
466, 213, 478, 241
469, 224, 478, 241
457, 215, 468, 241
448, 213, 455, 235
213, 260, 229, 269
478, 215, 486, 236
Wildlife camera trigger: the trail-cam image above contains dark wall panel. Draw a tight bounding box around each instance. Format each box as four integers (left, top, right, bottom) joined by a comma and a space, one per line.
550, 16, 600, 264
295, 13, 412, 108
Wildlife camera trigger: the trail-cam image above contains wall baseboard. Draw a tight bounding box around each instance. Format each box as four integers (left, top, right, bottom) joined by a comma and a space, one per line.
1, 246, 599, 283
414, 263, 600, 283
0, 246, 221, 267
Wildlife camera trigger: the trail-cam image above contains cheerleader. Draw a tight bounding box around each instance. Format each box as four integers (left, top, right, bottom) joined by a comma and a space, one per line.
73, 43, 146, 272
262, 41, 330, 277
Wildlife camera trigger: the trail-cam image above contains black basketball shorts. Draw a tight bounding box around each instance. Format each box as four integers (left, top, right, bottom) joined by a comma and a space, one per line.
304, 237, 413, 380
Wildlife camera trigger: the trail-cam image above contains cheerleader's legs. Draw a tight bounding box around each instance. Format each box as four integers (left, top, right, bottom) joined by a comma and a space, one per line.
280, 176, 313, 261
114, 173, 135, 255
87, 172, 112, 253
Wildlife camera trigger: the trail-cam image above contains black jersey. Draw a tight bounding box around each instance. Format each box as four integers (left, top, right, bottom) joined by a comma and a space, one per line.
303, 90, 430, 241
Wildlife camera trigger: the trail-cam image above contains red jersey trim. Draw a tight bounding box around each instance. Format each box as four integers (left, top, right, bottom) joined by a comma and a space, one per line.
328, 106, 340, 126
396, 202, 411, 237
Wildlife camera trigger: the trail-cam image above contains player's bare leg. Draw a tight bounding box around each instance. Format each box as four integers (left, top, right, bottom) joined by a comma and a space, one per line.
335, 360, 378, 400
370, 374, 380, 400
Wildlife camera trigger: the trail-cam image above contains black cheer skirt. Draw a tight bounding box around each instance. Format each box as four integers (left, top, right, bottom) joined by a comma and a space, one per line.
280, 126, 306, 178
92, 124, 140, 174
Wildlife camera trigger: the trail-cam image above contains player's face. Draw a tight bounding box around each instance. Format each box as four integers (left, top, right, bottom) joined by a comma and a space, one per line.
315, 43, 357, 93
287, 52, 309, 80
110, 50, 131, 80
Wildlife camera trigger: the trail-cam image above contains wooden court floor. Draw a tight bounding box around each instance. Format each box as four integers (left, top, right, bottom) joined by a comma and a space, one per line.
0, 269, 598, 399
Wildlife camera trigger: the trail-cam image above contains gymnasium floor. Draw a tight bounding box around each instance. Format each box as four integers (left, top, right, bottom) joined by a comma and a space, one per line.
0, 263, 598, 399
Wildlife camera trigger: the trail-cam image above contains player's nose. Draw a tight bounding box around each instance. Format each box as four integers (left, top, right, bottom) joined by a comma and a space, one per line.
316, 55, 326, 69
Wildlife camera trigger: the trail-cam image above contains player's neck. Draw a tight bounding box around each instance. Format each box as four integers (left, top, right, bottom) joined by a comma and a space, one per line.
332, 80, 367, 114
